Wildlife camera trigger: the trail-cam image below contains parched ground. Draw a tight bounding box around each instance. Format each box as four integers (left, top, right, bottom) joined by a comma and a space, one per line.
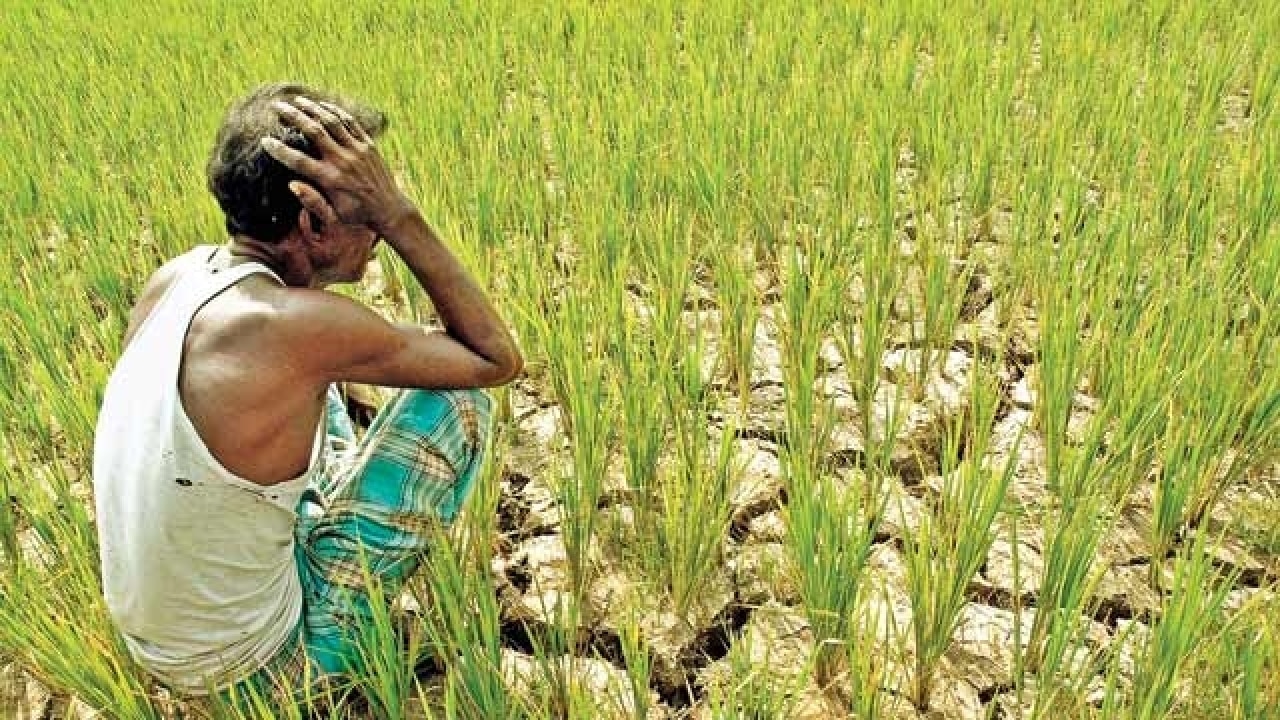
477, 288, 1279, 719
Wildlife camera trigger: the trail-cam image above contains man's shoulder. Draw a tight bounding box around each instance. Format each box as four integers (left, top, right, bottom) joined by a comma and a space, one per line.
121, 248, 210, 348
239, 282, 388, 364
142, 246, 222, 297
147, 247, 202, 289
270, 282, 380, 326
265, 285, 410, 383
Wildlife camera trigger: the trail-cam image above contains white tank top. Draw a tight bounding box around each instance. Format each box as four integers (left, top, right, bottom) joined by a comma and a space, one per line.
93, 248, 323, 694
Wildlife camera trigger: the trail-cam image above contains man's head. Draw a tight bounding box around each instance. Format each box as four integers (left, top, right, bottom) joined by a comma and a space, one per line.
207, 82, 386, 244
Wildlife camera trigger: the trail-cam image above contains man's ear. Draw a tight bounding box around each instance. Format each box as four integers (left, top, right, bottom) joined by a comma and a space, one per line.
289, 181, 338, 239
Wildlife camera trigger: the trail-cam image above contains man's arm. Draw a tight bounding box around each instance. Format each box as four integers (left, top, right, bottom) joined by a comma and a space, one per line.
283, 184, 523, 390
264, 95, 523, 389
377, 209, 522, 379
121, 253, 189, 350
279, 288, 520, 389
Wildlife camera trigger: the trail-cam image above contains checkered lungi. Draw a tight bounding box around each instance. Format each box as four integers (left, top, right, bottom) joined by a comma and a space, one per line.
218, 385, 492, 710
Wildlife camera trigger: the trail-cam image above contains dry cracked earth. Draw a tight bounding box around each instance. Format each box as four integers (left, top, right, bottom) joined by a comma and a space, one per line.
477, 287, 1280, 720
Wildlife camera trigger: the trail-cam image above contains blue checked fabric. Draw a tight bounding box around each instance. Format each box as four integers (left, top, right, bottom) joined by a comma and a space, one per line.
220, 385, 492, 709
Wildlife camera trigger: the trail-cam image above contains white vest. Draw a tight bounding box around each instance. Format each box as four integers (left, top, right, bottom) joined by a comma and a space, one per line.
93, 249, 321, 694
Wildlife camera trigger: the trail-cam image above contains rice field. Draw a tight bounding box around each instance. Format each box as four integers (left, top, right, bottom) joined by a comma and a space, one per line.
2, 1, 1279, 718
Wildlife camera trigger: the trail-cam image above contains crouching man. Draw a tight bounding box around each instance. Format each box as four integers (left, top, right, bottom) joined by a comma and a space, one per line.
92, 82, 522, 708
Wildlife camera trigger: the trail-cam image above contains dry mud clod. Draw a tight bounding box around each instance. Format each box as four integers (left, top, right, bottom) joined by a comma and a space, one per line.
500, 648, 669, 719
0, 664, 52, 720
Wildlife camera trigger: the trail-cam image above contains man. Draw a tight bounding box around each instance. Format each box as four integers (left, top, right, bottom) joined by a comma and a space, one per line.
92, 82, 523, 706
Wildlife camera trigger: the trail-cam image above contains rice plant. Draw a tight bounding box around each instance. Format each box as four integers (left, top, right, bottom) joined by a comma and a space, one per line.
1128, 535, 1238, 720
777, 228, 882, 689
416, 521, 524, 720
901, 362, 1013, 711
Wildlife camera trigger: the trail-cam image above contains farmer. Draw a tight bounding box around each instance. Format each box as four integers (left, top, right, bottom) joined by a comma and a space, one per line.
92, 82, 522, 706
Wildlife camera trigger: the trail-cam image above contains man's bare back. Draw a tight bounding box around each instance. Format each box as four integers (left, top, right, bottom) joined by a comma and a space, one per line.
124, 248, 336, 485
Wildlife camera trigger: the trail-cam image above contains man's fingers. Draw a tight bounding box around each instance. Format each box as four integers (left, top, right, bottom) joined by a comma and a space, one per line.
320, 101, 371, 143
260, 137, 327, 179
293, 97, 355, 146
272, 99, 339, 153
288, 181, 340, 226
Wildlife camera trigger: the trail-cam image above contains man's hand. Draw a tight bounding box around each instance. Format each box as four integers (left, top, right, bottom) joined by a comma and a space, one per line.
261, 96, 414, 234
265, 94, 524, 389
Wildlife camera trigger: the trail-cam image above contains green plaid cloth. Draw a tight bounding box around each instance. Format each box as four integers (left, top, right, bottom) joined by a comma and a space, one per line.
220, 385, 491, 710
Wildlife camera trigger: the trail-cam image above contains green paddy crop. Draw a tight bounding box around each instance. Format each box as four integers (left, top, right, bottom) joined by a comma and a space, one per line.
2, 1, 1279, 718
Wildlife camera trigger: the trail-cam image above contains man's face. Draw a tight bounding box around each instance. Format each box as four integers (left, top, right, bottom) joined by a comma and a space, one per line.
315, 221, 379, 286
